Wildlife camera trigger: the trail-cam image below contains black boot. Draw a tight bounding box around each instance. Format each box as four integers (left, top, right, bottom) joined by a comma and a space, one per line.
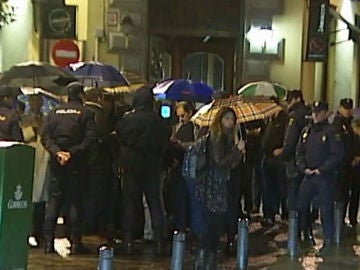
225, 239, 236, 256
70, 235, 90, 255
302, 230, 316, 248
193, 249, 206, 270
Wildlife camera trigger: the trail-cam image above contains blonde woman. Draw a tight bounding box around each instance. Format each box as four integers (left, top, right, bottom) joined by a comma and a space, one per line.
195, 106, 245, 269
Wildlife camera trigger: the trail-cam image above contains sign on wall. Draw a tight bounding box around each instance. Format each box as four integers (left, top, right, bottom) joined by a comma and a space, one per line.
306, 0, 330, 62
40, 5, 77, 39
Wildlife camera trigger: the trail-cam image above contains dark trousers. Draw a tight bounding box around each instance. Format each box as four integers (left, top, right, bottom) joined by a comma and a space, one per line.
252, 157, 263, 211
287, 175, 303, 212
83, 165, 113, 234
262, 156, 287, 221
164, 167, 188, 231
43, 165, 85, 240
122, 170, 165, 241
184, 176, 205, 236
240, 162, 253, 215
298, 175, 335, 240
335, 167, 351, 221
349, 167, 360, 225
201, 211, 226, 252
32, 202, 46, 240
225, 167, 241, 240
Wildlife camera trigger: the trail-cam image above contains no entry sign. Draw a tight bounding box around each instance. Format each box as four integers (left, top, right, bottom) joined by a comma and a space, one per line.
51, 39, 80, 68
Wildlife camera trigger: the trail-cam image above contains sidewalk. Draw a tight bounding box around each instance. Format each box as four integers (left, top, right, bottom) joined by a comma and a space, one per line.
28, 217, 360, 269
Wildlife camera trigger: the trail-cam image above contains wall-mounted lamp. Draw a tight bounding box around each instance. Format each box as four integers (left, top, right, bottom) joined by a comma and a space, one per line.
120, 13, 135, 36
245, 18, 284, 59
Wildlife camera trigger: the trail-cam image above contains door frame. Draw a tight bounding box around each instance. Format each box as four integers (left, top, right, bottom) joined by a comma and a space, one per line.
170, 37, 236, 92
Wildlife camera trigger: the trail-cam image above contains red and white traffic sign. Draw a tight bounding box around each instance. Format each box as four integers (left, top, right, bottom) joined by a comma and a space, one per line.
51, 39, 80, 68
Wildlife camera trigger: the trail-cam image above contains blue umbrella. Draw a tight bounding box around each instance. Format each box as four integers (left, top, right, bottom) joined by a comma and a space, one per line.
153, 79, 213, 103
63, 61, 130, 88
17, 94, 59, 115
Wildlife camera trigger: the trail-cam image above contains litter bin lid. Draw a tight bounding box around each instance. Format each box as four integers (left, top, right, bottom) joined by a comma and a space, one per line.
0, 141, 22, 148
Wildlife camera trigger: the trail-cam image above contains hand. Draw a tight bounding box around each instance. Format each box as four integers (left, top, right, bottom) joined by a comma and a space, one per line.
304, 168, 314, 175
56, 151, 71, 166
313, 169, 321, 175
352, 156, 360, 166
273, 148, 283, 157
237, 139, 246, 152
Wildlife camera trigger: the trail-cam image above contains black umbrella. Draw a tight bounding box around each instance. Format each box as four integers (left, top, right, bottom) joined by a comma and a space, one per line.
0, 61, 77, 89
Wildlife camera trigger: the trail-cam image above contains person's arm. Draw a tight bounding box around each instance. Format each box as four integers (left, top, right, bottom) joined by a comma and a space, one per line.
68, 111, 96, 156
318, 127, 344, 174
11, 114, 23, 142
211, 136, 242, 169
40, 113, 61, 157
295, 128, 307, 173
279, 116, 300, 160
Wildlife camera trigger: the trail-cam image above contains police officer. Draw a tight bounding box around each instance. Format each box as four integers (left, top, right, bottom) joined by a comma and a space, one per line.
332, 98, 354, 222
296, 101, 344, 256
261, 108, 288, 226
41, 82, 96, 254
274, 90, 309, 210
0, 86, 23, 141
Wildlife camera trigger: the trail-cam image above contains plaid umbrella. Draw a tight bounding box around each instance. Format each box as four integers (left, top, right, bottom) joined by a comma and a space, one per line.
0, 61, 77, 88
191, 95, 283, 127
64, 61, 130, 88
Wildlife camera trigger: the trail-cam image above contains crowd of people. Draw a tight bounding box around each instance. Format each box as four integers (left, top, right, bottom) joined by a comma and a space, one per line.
0, 82, 358, 269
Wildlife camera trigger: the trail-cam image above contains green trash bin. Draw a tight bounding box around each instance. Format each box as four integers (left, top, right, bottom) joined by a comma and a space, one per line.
0, 143, 35, 270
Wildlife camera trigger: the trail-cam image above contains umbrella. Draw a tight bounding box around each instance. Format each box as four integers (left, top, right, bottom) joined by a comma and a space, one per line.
191, 95, 283, 127
64, 61, 130, 88
237, 81, 287, 100
17, 93, 59, 115
0, 61, 77, 88
153, 79, 213, 103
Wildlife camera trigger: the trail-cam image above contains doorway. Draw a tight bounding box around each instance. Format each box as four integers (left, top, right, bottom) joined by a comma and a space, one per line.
170, 37, 236, 93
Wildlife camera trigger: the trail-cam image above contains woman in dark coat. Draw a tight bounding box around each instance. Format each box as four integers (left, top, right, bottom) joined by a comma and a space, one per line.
195, 106, 244, 269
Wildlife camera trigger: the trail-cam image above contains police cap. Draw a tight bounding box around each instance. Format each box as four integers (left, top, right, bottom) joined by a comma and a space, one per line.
67, 82, 84, 98
286, 89, 303, 102
312, 101, 328, 113
340, 98, 353, 110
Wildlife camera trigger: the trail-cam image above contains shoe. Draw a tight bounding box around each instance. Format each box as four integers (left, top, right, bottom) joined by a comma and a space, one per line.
225, 240, 236, 256
304, 231, 316, 246
124, 240, 133, 255
29, 236, 39, 248
44, 240, 55, 254
316, 239, 334, 257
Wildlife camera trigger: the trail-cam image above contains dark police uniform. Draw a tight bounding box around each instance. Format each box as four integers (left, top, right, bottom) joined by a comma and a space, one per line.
0, 87, 23, 141
296, 102, 344, 251
262, 110, 288, 223
279, 99, 309, 210
332, 98, 354, 218
41, 94, 96, 253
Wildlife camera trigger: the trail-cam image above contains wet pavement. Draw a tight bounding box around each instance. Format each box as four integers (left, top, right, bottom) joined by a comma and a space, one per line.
28, 216, 360, 269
